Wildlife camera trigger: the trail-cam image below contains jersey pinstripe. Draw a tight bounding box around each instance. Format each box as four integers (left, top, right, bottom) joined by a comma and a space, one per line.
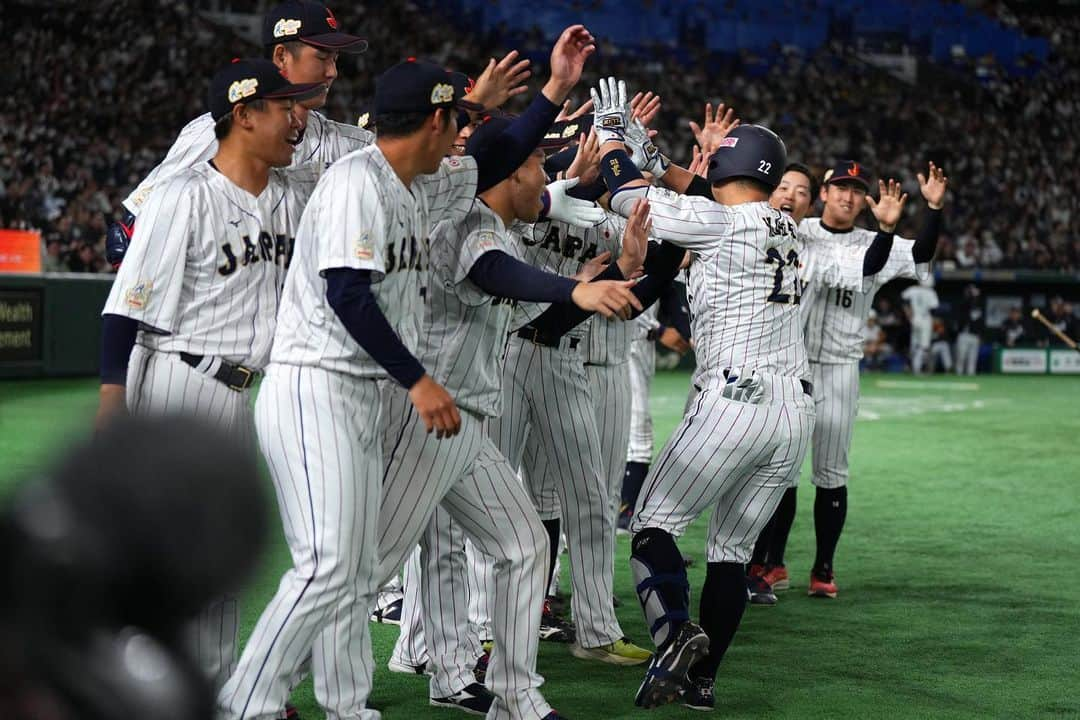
123, 110, 373, 214
269, 148, 477, 376
419, 202, 520, 417
103, 162, 320, 368
799, 218, 928, 363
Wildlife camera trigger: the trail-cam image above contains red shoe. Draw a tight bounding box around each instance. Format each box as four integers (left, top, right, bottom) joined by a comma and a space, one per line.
748, 563, 767, 578
762, 564, 789, 591
808, 570, 838, 599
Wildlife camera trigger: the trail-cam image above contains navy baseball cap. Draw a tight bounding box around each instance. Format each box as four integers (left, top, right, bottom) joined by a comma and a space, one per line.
374, 59, 484, 119
823, 160, 871, 190
542, 115, 593, 149
263, 1, 367, 52
208, 59, 326, 122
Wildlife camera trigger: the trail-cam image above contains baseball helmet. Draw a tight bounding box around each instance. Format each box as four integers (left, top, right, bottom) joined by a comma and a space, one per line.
706, 124, 787, 191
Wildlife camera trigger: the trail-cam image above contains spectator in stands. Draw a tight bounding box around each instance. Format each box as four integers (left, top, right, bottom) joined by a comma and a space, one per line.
954, 284, 984, 375
999, 306, 1031, 347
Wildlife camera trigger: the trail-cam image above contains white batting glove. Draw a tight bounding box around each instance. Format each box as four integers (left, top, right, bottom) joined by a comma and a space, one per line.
719, 367, 765, 404
545, 178, 606, 228
623, 118, 670, 178
591, 76, 630, 145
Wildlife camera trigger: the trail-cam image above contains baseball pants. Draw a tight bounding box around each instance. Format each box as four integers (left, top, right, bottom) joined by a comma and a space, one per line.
955, 332, 980, 376
490, 336, 625, 649
626, 336, 656, 464
220, 364, 384, 720
807, 360, 860, 490
631, 376, 814, 564
126, 345, 251, 692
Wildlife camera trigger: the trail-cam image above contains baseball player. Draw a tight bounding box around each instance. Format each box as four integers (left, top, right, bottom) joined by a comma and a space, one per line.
751, 160, 948, 600
590, 76, 895, 709
903, 275, 941, 374
95, 59, 325, 690
106, 0, 371, 267
219, 28, 602, 720
954, 284, 984, 375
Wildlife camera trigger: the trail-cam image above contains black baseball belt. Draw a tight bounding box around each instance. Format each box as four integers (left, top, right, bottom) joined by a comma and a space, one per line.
516, 326, 580, 350
180, 352, 259, 392
693, 379, 813, 397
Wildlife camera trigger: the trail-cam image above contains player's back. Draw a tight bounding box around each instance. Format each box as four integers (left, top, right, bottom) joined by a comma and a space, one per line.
685, 201, 807, 386
419, 203, 518, 417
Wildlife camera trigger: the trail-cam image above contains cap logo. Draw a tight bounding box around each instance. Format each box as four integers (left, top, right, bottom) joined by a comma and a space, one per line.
228, 78, 259, 103
273, 18, 302, 37
326, 8, 339, 29
719, 137, 739, 148
848, 162, 861, 177
431, 83, 454, 104
357, 112, 370, 128
562, 123, 579, 138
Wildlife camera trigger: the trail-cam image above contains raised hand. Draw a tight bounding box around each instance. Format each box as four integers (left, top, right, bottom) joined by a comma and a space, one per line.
629, 91, 662, 129
546, 25, 596, 101
544, 178, 606, 228
591, 76, 630, 145
918, 161, 948, 210
687, 145, 713, 178
556, 97, 594, 122
566, 128, 602, 185
866, 178, 909, 232
689, 102, 740, 154
467, 50, 532, 110
617, 198, 652, 277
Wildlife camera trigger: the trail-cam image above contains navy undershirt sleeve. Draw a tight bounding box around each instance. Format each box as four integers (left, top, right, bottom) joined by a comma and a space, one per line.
100, 313, 139, 385
529, 262, 626, 336
472, 94, 561, 194
685, 175, 713, 200
862, 231, 896, 276
625, 240, 686, 313
566, 179, 608, 202
467, 250, 577, 303
599, 148, 646, 195
658, 279, 692, 339
912, 208, 942, 264
324, 268, 426, 389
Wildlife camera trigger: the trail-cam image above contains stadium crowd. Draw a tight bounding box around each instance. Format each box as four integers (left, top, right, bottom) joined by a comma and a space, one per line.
2, 0, 1078, 276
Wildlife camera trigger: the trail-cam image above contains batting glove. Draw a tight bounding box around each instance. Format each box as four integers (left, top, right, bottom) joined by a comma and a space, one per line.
591, 76, 630, 145
719, 367, 766, 404
544, 178, 606, 228
105, 209, 136, 269
623, 118, 670, 178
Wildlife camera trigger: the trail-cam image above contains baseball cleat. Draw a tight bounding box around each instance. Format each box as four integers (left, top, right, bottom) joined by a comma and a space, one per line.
634, 622, 710, 708
682, 676, 716, 711
285, 705, 303, 720
370, 597, 403, 624
762, 564, 789, 590
388, 658, 429, 675
430, 682, 495, 715
540, 598, 575, 643
747, 574, 777, 606
541, 712, 569, 719
570, 637, 652, 665
748, 563, 767, 578
472, 650, 490, 684
808, 570, 838, 599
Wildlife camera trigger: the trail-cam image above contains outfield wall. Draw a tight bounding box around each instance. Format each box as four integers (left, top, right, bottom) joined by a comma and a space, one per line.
0, 273, 112, 379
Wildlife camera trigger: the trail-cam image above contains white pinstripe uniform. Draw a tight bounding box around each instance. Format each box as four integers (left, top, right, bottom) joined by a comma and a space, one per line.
375, 201, 553, 719
798, 218, 929, 489
621, 189, 867, 564
626, 307, 659, 465
123, 110, 373, 216
901, 282, 940, 375
218, 148, 478, 720
102, 161, 320, 689
488, 214, 629, 649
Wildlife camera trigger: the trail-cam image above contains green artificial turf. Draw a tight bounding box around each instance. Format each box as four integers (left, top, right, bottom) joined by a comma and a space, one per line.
2, 372, 1079, 719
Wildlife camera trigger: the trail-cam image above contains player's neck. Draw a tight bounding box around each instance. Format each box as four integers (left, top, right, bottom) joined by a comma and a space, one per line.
478, 188, 515, 227
212, 143, 272, 197
819, 214, 855, 233
711, 184, 767, 206
377, 137, 431, 188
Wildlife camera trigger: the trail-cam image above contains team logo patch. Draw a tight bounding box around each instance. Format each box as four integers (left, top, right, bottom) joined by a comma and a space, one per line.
355, 234, 374, 261
561, 122, 579, 138
273, 18, 302, 37
474, 231, 498, 251
718, 137, 739, 148
430, 83, 454, 104
228, 78, 259, 103
125, 282, 152, 309
357, 112, 370, 128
